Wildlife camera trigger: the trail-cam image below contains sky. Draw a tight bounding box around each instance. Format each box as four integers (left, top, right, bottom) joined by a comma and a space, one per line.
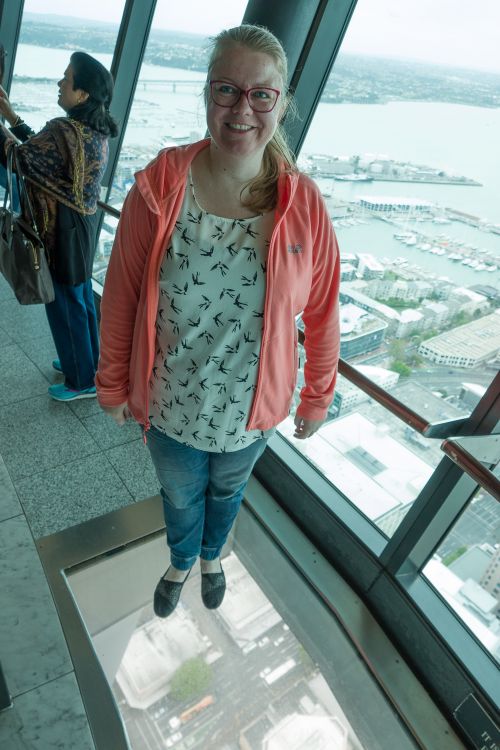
22, 0, 500, 73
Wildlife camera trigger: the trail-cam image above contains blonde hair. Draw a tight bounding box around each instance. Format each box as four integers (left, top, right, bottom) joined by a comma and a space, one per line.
205, 24, 298, 214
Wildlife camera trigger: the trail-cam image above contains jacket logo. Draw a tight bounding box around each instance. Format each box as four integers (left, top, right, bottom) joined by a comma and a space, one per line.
287, 243, 303, 254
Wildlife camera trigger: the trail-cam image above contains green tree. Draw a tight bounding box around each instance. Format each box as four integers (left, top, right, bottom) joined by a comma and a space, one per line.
170, 658, 212, 702
442, 546, 468, 567
390, 360, 412, 377
389, 339, 407, 361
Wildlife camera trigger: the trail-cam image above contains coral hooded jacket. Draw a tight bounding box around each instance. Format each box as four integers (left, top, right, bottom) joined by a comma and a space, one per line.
96, 139, 340, 432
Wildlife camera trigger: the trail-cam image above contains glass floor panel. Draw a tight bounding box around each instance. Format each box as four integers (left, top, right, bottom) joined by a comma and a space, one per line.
64, 504, 419, 750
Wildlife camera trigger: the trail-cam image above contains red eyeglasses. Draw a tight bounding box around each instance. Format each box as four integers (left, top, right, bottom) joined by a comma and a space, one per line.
209, 80, 281, 113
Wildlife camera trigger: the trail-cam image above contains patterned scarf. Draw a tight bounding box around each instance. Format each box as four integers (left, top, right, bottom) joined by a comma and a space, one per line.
16, 117, 108, 261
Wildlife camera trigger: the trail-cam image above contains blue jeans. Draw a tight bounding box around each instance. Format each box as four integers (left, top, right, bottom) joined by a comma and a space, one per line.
146, 426, 267, 570
45, 278, 99, 390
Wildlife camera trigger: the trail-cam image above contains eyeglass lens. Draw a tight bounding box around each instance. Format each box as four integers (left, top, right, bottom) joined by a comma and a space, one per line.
211, 82, 278, 112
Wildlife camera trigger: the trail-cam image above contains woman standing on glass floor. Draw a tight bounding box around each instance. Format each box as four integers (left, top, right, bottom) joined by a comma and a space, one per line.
96, 24, 340, 618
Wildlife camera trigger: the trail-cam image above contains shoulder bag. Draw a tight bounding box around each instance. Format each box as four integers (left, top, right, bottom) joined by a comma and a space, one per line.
0, 145, 55, 304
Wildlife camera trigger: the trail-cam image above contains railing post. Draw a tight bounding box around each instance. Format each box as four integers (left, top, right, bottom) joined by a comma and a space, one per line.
0, 659, 13, 711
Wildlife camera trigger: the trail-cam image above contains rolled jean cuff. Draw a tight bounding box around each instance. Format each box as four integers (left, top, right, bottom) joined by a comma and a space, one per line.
200, 546, 223, 561
170, 552, 198, 570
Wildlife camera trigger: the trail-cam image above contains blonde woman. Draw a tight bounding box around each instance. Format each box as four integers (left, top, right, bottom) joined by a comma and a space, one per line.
96, 25, 340, 617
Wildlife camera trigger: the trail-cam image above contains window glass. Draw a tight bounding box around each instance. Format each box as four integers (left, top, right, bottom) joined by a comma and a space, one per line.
66, 512, 419, 750
8, 1, 125, 132
282, 0, 500, 536
423, 479, 500, 663
97, 1, 248, 283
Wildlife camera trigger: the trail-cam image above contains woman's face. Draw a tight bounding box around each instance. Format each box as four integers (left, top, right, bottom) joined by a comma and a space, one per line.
206, 43, 284, 165
57, 64, 88, 112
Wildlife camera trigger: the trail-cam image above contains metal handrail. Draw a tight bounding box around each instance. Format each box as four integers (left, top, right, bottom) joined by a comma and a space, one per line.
97, 200, 121, 219
297, 330, 467, 439
441, 438, 500, 502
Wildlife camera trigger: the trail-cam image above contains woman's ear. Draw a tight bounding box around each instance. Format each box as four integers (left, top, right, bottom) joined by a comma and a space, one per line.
78, 90, 90, 105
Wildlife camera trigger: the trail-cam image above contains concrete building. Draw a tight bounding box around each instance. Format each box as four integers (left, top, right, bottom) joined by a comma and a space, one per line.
340, 262, 357, 282
332, 365, 399, 417
357, 253, 385, 279
369, 278, 432, 302
339, 303, 388, 360
480, 547, 500, 617
262, 713, 348, 750
395, 308, 424, 338
217, 552, 282, 646
340, 284, 402, 331
449, 544, 495, 583
418, 310, 500, 367
115, 613, 207, 709
449, 287, 490, 316
421, 301, 451, 329
459, 382, 487, 410
425, 560, 500, 659
279, 412, 433, 527
358, 196, 433, 213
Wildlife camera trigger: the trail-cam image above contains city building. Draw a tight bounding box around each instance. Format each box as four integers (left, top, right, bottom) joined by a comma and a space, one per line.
481, 547, 500, 617
358, 196, 433, 213
332, 365, 399, 417
425, 560, 500, 660
279, 412, 434, 525
340, 262, 356, 282
418, 310, 500, 367
115, 614, 207, 709
217, 553, 282, 646
449, 287, 490, 316
395, 308, 424, 338
449, 544, 495, 584
262, 713, 348, 750
421, 301, 451, 329
340, 283, 402, 329
339, 303, 388, 359
356, 252, 384, 279
459, 382, 487, 410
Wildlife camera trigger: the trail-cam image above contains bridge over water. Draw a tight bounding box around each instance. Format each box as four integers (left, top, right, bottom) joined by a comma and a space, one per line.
138, 79, 205, 92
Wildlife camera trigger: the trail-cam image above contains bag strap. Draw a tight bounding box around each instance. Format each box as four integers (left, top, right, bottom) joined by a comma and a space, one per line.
8, 146, 44, 243
2, 145, 15, 211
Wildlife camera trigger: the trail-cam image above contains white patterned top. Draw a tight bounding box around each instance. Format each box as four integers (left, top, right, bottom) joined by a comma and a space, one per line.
149, 173, 276, 451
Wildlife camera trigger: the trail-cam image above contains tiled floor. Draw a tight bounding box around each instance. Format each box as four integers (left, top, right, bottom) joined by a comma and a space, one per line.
0, 275, 160, 748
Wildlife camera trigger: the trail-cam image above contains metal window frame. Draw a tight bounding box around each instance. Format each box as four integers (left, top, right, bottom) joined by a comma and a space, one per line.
0, 0, 24, 91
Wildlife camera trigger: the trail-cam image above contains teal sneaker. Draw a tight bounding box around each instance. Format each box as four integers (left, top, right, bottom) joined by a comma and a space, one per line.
48, 383, 96, 401
52, 359, 62, 372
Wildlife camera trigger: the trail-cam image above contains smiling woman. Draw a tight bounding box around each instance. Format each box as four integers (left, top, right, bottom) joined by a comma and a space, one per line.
96, 23, 341, 621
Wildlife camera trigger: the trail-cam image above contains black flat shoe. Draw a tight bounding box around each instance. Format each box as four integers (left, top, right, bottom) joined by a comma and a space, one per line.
154, 568, 191, 618
201, 566, 226, 610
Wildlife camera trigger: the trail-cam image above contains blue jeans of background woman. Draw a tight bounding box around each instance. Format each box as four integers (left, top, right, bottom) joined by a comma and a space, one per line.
45, 277, 99, 390
146, 426, 268, 570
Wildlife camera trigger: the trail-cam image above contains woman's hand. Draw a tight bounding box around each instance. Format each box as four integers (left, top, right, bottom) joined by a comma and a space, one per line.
100, 402, 133, 426
0, 85, 18, 126
293, 415, 324, 440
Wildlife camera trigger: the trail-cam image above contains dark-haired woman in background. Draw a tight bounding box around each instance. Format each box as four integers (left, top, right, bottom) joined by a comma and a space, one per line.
0, 51, 118, 401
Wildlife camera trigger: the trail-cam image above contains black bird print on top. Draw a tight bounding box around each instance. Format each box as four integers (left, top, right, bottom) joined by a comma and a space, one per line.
148, 171, 276, 452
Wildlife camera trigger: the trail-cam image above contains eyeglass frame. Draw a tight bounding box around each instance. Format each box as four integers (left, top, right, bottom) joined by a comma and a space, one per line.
209, 80, 281, 113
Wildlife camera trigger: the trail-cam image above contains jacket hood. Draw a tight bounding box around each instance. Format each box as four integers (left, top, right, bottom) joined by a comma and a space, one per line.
134, 138, 300, 216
